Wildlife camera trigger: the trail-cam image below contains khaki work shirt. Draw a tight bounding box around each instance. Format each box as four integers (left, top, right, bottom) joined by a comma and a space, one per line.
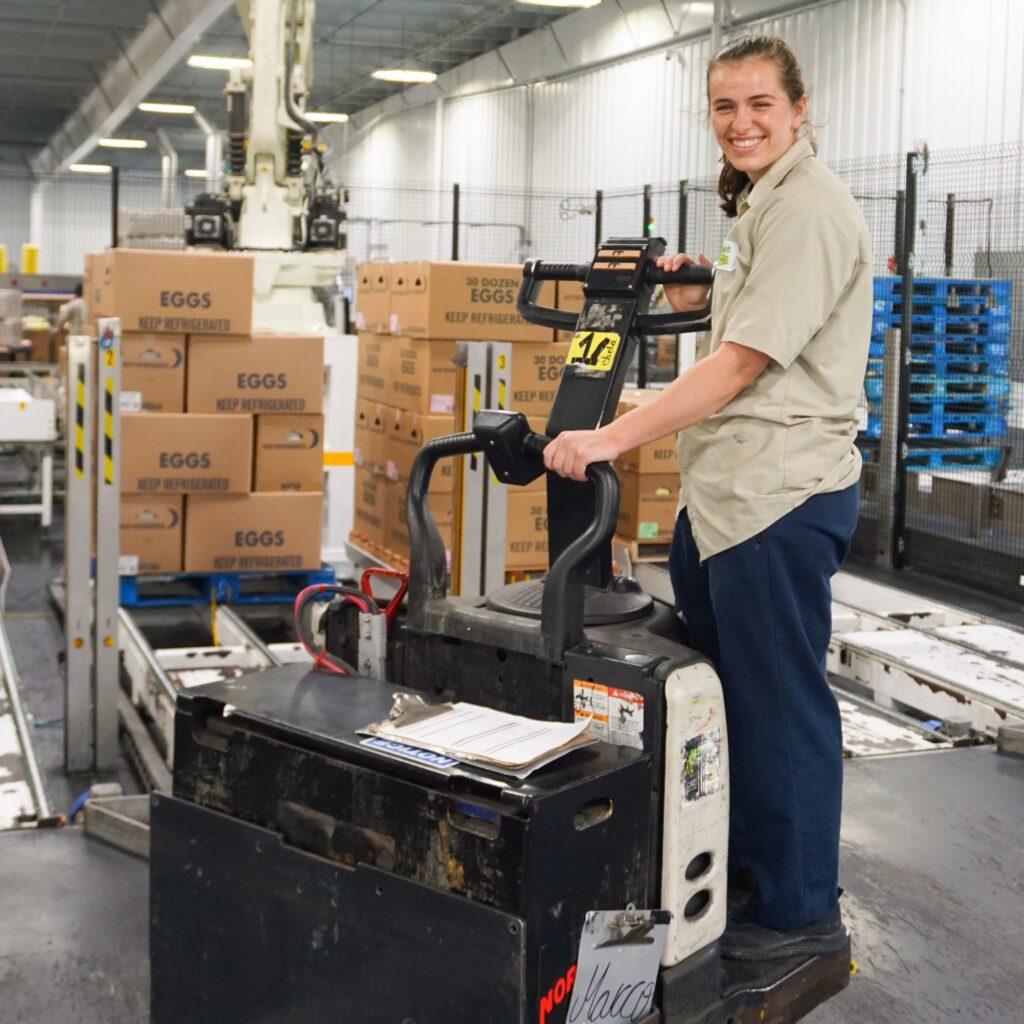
676, 138, 872, 560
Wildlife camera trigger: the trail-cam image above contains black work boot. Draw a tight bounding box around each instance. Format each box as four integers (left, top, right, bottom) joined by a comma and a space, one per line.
720, 904, 848, 961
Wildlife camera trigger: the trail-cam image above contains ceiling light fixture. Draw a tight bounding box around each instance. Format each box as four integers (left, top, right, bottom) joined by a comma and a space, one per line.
187, 54, 253, 71
371, 69, 438, 84
184, 169, 209, 178
99, 138, 148, 149
139, 102, 197, 115
70, 163, 112, 174
515, 0, 602, 7
307, 112, 350, 123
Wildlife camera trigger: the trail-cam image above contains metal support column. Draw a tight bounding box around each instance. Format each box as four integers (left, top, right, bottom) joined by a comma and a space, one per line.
892, 151, 926, 569
64, 335, 94, 772
677, 180, 688, 253
451, 183, 460, 261
594, 190, 603, 250
944, 193, 956, 277
94, 319, 121, 770
642, 184, 653, 238
111, 167, 120, 249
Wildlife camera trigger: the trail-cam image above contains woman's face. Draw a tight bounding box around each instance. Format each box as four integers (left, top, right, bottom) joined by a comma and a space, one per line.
708, 57, 807, 184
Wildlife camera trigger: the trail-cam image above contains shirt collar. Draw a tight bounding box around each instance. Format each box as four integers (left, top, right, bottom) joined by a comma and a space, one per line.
743, 137, 815, 212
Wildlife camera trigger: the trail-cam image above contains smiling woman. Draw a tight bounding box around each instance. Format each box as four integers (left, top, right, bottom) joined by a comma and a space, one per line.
708, 35, 811, 214
542, 33, 874, 963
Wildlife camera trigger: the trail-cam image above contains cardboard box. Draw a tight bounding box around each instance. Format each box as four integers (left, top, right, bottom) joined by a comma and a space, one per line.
390, 338, 457, 415
384, 477, 453, 561
119, 495, 183, 575
501, 341, 570, 419
556, 279, 586, 344
614, 390, 678, 474
121, 413, 252, 494
655, 335, 677, 370
354, 262, 391, 333
384, 409, 456, 487
357, 332, 394, 405
254, 414, 324, 492
121, 332, 186, 413
185, 492, 323, 573
354, 398, 387, 471
506, 490, 549, 570
616, 471, 680, 542
25, 327, 52, 363
89, 249, 253, 335
353, 466, 386, 546
187, 333, 324, 414
390, 262, 553, 342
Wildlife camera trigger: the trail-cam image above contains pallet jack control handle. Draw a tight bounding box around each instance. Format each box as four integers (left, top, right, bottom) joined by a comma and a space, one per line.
518, 258, 714, 335
406, 422, 620, 661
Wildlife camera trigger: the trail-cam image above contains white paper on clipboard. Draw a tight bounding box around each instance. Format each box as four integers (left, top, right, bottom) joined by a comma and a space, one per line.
566, 906, 671, 1022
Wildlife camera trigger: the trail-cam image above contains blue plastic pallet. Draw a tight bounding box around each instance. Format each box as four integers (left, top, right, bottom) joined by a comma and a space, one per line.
866, 353, 1008, 376
872, 309, 1010, 338
873, 296, 1010, 318
873, 277, 1012, 305
119, 566, 337, 608
901, 447, 1004, 471
861, 412, 1007, 440
867, 337, 1009, 359
863, 373, 1011, 403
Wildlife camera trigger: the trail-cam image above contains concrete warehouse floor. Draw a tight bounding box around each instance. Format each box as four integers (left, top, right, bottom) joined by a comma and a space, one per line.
0, 510, 1022, 1024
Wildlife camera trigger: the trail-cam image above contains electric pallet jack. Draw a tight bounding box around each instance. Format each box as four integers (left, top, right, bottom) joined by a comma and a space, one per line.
150, 238, 851, 1023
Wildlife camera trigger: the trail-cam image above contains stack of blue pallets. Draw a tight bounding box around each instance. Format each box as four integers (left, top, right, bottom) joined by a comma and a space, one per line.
860, 277, 1012, 471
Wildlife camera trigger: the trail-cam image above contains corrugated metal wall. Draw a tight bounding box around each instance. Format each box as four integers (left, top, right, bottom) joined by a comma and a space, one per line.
334, 0, 1024, 192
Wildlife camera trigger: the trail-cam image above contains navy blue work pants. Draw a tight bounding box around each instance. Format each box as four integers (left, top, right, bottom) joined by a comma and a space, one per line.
667, 484, 859, 931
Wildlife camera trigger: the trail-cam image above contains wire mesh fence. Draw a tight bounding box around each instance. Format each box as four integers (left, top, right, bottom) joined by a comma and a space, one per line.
2, 140, 1023, 600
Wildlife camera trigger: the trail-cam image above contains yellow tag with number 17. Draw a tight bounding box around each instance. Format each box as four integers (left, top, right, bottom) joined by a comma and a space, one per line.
567, 331, 620, 374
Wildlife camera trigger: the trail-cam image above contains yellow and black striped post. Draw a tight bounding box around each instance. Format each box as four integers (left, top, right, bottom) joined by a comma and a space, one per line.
93, 318, 121, 770
74, 362, 87, 480
64, 336, 94, 772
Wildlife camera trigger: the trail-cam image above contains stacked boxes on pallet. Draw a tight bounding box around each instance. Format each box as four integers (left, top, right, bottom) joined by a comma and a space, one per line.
612, 389, 681, 559
862, 276, 1011, 471
89, 248, 325, 577
353, 261, 568, 574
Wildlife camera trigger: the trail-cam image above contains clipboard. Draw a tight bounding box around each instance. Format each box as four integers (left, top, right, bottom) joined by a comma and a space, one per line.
566, 906, 671, 1023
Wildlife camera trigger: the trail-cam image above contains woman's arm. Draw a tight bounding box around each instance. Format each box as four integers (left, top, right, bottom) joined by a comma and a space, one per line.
543, 341, 770, 481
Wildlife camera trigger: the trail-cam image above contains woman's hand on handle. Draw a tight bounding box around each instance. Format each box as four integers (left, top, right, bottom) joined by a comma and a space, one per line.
543, 429, 623, 483
656, 252, 713, 312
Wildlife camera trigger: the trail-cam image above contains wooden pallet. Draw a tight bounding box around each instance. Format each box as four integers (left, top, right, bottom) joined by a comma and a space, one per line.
613, 535, 672, 565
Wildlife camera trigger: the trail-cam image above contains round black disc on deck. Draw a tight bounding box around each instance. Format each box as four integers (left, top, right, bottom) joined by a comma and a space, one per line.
485, 575, 653, 625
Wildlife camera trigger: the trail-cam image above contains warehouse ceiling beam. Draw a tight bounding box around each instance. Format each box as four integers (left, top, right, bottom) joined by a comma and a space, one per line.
29, 0, 233, 177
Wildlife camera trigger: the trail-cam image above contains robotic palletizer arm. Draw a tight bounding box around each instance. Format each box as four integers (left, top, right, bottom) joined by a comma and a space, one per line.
186, 0, 346, 253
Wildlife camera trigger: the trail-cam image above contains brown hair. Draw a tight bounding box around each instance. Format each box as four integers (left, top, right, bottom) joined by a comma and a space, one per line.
708, 35, 808, 217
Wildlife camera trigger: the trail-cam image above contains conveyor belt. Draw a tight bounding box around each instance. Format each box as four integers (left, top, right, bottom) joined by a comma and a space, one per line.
830, 575, 1024, 734
632, 563, 959, 756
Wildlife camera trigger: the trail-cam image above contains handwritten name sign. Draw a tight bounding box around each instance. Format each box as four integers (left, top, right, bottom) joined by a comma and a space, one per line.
565, 909, 670, 1024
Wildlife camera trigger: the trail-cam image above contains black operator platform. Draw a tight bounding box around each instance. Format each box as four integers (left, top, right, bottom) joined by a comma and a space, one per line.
150, 238, 852, 1024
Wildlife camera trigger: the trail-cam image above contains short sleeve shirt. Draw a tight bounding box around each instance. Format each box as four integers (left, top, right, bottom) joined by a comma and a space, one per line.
675, 138, 873, 560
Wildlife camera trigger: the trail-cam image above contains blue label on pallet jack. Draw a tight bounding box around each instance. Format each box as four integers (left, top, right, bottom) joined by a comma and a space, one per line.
360, 736, 459, 770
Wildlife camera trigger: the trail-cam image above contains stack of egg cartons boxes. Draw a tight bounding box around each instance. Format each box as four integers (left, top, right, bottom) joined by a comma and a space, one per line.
863, 276, 1011, 472
353, 261, 569, 573
91, 248, 324, 577
0, 289, 21, 348
612, 389, 681, 553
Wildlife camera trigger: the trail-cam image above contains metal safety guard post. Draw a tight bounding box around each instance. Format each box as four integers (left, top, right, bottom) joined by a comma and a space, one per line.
94, 318, 121, 770
64, 335, 94, 772
63, 322, 122, 773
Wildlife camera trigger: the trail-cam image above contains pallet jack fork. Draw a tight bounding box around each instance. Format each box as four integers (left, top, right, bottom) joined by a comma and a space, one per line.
150, 238, 851, 1024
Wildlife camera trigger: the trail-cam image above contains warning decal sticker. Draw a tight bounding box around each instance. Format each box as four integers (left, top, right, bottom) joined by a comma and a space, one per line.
573, 680, 644, 750
567, 331, 620, 374
682, 727, 722, 803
